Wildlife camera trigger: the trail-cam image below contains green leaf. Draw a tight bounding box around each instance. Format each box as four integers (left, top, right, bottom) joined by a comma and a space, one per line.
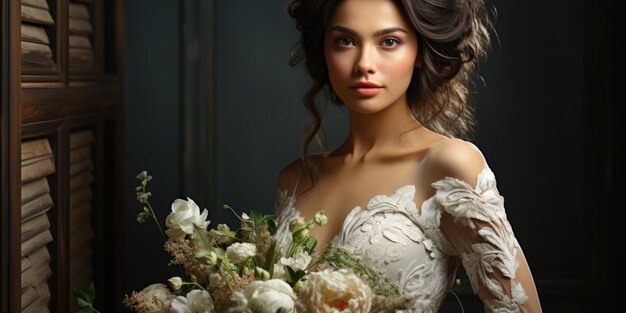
284, 266, 306, 286
87, 281, 96, 302
77, 307, 92, 313
73, 288, 87, 302
76, 297, 90, 308
249, 211, 263, 223
276, 308, 289, 313
195, 249, 212, 258
267, 219, 277, 235
303, 236, 317, 253
261, 214, 276, 224
284, 266, 293, 282
214, 247, 226, 258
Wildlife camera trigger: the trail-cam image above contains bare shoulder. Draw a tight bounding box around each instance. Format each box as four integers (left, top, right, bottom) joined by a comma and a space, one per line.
275, 157, 305, 192
426, 138, 487, 188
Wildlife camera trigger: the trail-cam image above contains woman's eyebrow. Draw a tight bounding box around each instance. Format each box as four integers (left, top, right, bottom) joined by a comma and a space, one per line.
327, 25, 409, 36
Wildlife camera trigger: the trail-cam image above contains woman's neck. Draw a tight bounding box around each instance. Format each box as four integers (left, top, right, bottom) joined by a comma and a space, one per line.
335, 99, 425, 163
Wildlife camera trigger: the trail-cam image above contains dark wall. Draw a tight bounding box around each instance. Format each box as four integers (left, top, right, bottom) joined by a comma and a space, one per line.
211, 0, 349, 228
123, 0, 181, 295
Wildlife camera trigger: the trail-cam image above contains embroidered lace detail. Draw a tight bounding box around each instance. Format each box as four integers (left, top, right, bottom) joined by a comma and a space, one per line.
431, 167, 528, 312
274, 166, 529, 312
329, 185, 450, 312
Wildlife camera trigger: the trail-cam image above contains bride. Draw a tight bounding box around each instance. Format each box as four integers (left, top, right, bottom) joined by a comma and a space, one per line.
273, 0, 542, 312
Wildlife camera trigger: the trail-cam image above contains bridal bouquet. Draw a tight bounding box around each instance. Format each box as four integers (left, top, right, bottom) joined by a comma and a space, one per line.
123, 171, 416, 313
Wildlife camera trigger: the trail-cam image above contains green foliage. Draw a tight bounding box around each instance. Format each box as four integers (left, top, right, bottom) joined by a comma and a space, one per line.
73, 281, 101, 313
284, 266, 307, 287
319, 245, 401, 296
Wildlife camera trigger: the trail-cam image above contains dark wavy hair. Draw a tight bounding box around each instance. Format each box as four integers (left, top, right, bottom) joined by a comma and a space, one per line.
286, 0, 493, 186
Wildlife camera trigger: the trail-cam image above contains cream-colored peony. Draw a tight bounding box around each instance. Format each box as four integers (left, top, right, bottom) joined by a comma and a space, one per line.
141, 283, 176, 308
226, 242, 257, 264
296, 269, 373, 313
272, 251, 312, 279
240, 279, 297, 313
164, 197, 210, 241
170, 289, 215, 313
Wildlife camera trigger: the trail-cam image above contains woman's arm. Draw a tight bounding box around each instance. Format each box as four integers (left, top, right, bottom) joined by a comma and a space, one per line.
430, 139, 542, 313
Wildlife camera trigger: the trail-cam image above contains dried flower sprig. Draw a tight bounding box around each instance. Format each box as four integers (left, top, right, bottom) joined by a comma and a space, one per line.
135, 170, 166, 240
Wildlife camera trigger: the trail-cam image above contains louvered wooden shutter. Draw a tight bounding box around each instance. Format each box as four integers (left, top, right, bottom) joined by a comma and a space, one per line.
20, 0, 56, 72
20, 138, 55, 313
3, 0, 125, 311
69, 0, 95, 71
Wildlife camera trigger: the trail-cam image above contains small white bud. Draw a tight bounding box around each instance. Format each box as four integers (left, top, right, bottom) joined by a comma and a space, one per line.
289, 217, 306, 232
314, 211, 328, 226
254, 267, 270, 281
168, 276, 183, 291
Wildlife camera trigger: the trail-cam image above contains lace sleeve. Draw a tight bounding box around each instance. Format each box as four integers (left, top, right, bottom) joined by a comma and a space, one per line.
433, 167, 541, 313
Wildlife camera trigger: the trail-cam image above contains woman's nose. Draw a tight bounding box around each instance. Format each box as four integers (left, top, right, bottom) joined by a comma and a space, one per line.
354, 46, 377, 75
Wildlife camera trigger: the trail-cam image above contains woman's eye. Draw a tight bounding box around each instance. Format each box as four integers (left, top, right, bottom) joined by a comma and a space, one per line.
381, 38, 399, 47
336, 38, 354, 47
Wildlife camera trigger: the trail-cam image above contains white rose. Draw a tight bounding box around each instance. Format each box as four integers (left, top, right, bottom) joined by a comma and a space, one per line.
243, 280, 296, 313
170, 289, 214, 313
165, 197, 210, 241
226, 242, 257, 264
296, 269, 373, 313
141, 283, 175, 307
272, 251, 312, 279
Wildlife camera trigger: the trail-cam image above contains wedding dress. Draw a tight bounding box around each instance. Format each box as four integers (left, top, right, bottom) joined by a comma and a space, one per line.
274, 161, 530, 313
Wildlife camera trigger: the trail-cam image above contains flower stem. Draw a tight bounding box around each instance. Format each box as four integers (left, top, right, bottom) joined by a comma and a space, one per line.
147, 201, 166, 240
223, 204, 244, 222
451, 290, 465, 313
182, 281, 207, 291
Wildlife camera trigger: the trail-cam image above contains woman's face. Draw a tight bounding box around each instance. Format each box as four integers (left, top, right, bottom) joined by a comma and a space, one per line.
324, 0, 418, 114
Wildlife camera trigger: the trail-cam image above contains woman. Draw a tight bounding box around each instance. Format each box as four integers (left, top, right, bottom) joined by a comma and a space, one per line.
274, 0, 542, 312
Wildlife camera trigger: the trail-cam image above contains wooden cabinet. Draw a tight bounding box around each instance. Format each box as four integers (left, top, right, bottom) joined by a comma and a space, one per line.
2, 0, 125, 312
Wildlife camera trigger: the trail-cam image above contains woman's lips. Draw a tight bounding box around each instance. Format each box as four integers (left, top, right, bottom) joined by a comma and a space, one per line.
350, 82, 383, 97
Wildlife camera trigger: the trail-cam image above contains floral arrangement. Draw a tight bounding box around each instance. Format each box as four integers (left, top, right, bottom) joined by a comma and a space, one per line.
122, 171, 418, 313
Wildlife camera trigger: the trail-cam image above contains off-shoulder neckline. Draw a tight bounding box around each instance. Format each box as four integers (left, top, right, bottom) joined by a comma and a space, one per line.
276, 166, 494, 248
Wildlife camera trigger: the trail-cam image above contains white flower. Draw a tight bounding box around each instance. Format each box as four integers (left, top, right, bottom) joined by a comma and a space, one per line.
168, 277, 183, 291
226, 242, 257, 264
170, 289, 214, 313
242, 280, 296, 313
209, 273, 224, 289
141, 283, 175, 307
165, 198, 210, 240
296, 268, 373, 313
227, 292, 251, 313
272, 251, 312, 279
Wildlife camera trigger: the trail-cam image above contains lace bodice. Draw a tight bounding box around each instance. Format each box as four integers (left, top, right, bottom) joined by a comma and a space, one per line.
274, 166, 530, 313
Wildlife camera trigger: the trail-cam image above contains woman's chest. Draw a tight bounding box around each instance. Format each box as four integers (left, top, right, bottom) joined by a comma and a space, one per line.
292, 177, 435, 255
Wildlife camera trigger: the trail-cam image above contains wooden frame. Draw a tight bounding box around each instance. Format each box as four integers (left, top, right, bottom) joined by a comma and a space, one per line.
2, 0, 125, 311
